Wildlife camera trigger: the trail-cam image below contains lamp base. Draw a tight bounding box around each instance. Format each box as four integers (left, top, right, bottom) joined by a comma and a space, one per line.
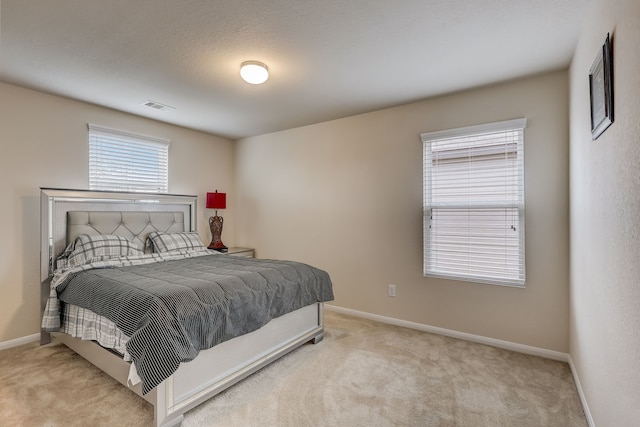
208, 215, 227, 252
208, 243, 228, 252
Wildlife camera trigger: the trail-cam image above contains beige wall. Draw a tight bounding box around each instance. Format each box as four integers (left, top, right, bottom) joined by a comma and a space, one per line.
569, 0, 640, 425
236, 70, 570, 352
0, 82, 234, 343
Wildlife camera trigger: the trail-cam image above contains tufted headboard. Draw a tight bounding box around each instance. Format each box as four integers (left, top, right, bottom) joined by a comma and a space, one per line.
66, 211, 186, 252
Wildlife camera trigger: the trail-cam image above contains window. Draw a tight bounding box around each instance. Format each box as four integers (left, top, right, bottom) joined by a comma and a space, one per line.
421, 118, 527, 287
88, 124, 170, 193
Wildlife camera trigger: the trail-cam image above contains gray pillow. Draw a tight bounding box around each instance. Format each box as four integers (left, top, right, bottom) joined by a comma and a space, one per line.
146, 231, 205, 253
57, 234, 143, 269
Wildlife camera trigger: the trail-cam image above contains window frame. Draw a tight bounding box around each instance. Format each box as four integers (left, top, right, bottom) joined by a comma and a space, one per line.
421, 118, 527, 287
88, 124, 170, 193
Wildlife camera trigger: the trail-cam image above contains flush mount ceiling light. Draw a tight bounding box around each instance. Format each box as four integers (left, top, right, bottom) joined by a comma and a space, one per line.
240, 61, 269, 85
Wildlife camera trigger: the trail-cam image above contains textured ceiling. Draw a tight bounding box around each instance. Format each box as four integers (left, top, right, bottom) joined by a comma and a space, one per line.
0, 0, 589, 139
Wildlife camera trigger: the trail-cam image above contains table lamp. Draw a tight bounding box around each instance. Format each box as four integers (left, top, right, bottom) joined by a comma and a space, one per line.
206, 191, 227, 251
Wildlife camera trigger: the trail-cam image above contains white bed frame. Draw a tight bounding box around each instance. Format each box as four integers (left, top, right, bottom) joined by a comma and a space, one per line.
40, 188, 325, 426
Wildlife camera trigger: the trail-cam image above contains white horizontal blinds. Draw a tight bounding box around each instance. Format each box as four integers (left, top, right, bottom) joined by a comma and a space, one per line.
422, 118, 526, 287
88, 124, 170, 193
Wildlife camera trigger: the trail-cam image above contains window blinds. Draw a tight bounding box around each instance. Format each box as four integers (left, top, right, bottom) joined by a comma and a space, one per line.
88, 124, 170, 193
421, 118, 526, 287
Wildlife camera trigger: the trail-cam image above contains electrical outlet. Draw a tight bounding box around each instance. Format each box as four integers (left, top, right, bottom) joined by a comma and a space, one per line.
388, 284, 396, 297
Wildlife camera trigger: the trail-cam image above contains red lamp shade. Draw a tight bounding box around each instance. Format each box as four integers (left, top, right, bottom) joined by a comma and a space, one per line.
206, 192, 226, 210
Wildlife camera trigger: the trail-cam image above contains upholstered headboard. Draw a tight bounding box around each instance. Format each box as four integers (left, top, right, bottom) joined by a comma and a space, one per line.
66, 211, 186, 251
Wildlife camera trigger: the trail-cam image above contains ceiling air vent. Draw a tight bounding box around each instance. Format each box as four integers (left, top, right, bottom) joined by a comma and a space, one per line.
142, 100, 175, 112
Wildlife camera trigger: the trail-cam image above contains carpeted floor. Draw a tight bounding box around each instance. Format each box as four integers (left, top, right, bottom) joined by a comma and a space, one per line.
0, 311, 587, 426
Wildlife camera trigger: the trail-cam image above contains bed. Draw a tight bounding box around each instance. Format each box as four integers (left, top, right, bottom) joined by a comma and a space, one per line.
39, 188, 333, 426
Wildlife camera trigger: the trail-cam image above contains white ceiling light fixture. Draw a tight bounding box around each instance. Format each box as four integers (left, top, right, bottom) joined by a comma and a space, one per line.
240, 61, 269, 85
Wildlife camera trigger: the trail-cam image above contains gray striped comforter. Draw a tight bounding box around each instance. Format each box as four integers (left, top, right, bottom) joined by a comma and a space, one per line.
52, 253, 334, 394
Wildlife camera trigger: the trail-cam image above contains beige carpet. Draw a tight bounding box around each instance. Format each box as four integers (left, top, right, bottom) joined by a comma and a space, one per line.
0, 311, 587, 426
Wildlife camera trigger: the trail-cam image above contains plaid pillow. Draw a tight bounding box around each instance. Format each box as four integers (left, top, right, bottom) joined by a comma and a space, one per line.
58, 234, 143, 269
147, 231, 205, 253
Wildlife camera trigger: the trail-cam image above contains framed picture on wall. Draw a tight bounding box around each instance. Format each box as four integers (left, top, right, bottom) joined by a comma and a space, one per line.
589, 33, 614, 140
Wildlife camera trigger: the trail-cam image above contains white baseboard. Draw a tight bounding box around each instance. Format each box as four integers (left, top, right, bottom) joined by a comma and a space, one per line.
567, 355, 595, 427
0, 333, 40, 351
325, 304, 569, 362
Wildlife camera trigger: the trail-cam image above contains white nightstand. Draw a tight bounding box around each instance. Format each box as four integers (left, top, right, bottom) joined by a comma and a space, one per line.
224, 247, 255, 258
